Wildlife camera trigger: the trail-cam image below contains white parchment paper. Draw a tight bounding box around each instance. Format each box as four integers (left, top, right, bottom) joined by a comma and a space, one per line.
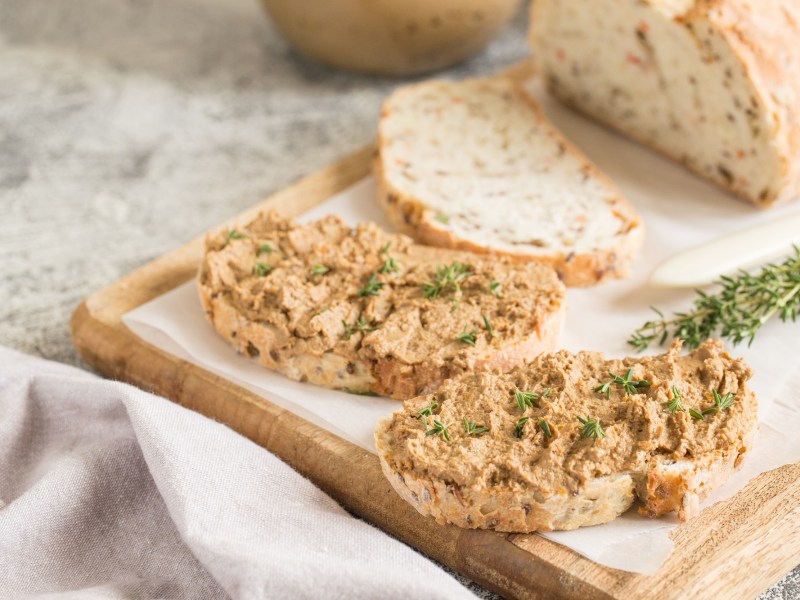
123, 83, 800, 574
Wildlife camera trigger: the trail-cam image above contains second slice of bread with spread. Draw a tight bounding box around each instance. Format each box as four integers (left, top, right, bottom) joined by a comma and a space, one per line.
198, 212, 566, 399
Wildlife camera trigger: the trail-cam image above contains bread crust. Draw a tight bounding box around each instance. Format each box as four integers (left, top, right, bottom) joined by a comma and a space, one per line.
375, 78, 645, 287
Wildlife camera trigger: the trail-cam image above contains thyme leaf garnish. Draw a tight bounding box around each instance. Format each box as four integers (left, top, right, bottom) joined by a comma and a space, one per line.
342, 318, 378, 340
463, 418, 489, 437
578, 416, 605, 440
254, 262, 272, 276
514, 387, 550, 413
594, 368, 651, 398
426, 420, 451, 441
514, 416, 530, 438
423, 262, 472, 299
358, 272, 385, 297
456, 326, 477, 346
664, 385, 685, 414
310, 264, 330, 277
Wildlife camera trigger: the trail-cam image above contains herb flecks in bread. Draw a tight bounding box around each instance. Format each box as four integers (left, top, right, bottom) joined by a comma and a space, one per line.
375, 340, 757, 532
376, 77, 644, 287
198, 212, 566, 400
530, 0, 800, 207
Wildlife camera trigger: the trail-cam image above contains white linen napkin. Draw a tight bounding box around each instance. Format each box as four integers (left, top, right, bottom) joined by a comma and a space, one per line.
0, 347, 475, 600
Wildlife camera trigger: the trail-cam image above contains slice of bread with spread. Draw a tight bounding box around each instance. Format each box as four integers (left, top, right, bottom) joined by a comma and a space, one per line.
375, 340, 757, 531
530, 0, 800, 207
198, 212, 566, 400
375, 77, 645, 287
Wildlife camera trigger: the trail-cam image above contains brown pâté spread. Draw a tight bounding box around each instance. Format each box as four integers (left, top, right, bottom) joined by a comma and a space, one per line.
382, 340, 757, 501
198, 212, 565, 398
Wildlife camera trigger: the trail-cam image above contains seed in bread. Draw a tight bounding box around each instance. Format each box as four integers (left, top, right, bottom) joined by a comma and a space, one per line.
375, 77, 645, 287
375, 340, 757, 532
197, 212, 566, 400
529, 0, 800, 207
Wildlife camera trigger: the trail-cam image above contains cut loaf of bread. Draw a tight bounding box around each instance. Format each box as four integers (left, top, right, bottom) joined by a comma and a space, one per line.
375, 77, 645, 287
530, 0, 800, 207
375, 340, 757, 532
198, 212, 566, 400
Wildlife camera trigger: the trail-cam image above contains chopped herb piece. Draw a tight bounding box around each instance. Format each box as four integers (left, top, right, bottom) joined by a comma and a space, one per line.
538, 418, 552, 438
254, 262, 272, 276
259, 243, 274, 254
358, 272, 385, 297
712, 389, 735, 412
594, 368, 651, 398
482, 314, 494, 339
463, 418, 489, 437
664, 385, 685, 414
690, 389, 736, 421
379, 256, 400, 274
578, 416, 605, 440
426, 420, 451, 441
226, 229, 248, 241
423, 262, 472, 299
489, 281, 502, 297
342, 318, 378, 340
514, 387, 550, 412
310, 264, 330, 277
689, 408, 707, 421
434, 213, 450, 224
514, 416, 530, 438
379, 242, 392, 255
456, 326, 477, 346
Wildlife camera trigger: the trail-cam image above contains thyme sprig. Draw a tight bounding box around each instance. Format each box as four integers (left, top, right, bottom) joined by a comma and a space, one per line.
463, 418, 489, 437
456, 326, 477, 346
629, 247, 800, 351
594, 368, 651, 398
664, 385, 685, 414
515, 387, 550, 412
342, 318, 378, 340
690, 389, 736, 421
423, 262, 472, 299
358, 272, 385, 297
426, 419, 451, 441
578, 416, 605, 440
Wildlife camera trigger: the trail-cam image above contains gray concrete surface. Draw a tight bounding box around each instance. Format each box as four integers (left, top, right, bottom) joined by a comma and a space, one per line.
0, 0, 796, 597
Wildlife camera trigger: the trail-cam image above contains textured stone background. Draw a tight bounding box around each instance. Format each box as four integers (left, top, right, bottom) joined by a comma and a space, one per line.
0, 0, 796, 597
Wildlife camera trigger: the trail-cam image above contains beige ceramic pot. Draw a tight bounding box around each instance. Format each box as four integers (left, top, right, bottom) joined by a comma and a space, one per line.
260, 0, 523, 76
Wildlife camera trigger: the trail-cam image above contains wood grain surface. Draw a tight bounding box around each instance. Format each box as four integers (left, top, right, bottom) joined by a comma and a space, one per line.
71, 141, 800, 599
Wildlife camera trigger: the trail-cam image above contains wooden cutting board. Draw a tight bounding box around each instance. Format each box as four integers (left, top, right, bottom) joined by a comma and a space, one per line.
71, 74, 800, 600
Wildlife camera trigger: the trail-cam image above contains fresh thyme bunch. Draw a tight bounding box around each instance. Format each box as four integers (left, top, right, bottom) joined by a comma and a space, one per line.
630, 246, 800, 351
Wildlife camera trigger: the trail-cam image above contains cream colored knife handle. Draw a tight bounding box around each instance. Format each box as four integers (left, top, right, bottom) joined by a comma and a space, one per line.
649, 212, 800, 288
